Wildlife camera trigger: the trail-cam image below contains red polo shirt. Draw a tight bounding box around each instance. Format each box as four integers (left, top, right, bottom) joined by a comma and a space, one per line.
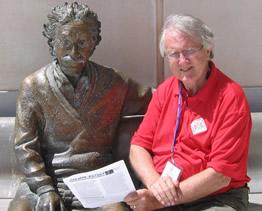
131, 61, 251, 195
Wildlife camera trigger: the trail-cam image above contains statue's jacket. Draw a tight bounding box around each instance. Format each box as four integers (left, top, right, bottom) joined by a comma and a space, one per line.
14, 60, 152, 204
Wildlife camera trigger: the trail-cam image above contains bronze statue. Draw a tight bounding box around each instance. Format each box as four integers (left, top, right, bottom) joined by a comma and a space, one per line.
8, 2, 152, 211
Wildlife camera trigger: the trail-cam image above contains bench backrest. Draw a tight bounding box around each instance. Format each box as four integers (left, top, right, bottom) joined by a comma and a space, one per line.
248, 113, 262, 193
0, 117, 20, 198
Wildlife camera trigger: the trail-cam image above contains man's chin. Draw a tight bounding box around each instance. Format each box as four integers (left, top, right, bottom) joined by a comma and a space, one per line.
61, 66, 84, 76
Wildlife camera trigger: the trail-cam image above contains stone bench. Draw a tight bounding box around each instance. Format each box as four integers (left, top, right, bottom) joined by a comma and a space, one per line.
0, 114, 262, 210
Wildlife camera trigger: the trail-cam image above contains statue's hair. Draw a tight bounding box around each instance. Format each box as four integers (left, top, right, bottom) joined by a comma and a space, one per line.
43, 2, 101, 56
159, 13, 214, 59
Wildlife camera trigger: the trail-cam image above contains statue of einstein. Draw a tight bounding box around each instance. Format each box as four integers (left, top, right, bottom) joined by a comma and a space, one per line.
8, 2, 152, 211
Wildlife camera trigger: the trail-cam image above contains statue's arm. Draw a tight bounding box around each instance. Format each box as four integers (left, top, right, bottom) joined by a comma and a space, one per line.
14, 80, 55, 196
121, 78, 154, 116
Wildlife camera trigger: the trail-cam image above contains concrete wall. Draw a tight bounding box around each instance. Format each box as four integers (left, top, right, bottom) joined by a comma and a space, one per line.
0, 0, 157, 89
163, 0, 262, 87
0, 0, 262, 114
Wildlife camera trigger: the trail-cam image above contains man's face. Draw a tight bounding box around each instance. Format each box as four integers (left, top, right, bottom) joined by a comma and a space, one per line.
55, 21, 93, 77
164, 27, 211, 93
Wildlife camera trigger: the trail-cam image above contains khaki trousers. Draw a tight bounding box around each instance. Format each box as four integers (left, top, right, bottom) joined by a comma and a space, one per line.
156, 185, 249, 211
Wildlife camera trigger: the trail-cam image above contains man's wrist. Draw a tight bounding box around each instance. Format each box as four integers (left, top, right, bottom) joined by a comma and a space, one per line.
37, 185, 56, 196
148, 189, 165, 210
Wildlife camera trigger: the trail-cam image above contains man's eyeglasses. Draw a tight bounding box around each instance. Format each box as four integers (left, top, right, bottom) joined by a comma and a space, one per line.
166, 46, 203, 60
57, 38, 91, 49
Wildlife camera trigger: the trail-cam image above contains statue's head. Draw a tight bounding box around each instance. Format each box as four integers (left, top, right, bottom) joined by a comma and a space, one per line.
43, 2, 101, 76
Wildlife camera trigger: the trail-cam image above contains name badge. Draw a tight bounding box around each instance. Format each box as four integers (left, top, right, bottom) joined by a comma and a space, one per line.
161, 160, 182, 180
191, 118, 207, 135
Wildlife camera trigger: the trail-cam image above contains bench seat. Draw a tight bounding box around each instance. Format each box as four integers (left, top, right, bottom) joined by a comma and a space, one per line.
0, 114, 262, 210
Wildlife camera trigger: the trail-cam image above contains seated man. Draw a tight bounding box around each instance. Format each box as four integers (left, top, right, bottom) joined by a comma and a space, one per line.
8, 2, 152, 211
124, 13, 251, 211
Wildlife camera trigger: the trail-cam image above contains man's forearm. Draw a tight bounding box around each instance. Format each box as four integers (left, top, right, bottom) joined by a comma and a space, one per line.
130, 145, 231, 207
175, 167, 231, 205
129, 145, 160, 187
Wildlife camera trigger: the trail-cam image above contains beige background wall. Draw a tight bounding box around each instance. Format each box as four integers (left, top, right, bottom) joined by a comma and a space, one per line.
163, 0, 262, 87
0, 0, 157, 89
0, 0, 261, 90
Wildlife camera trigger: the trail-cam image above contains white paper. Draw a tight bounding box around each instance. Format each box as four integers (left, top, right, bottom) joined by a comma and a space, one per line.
63, 160, 136, 208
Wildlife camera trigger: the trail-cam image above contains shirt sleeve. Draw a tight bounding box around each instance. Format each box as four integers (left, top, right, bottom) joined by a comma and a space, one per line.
131, 86, 163, 150
207, 96, 252, 180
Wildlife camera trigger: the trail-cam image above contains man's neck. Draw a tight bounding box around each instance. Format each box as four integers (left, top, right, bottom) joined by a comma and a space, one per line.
66, 74, 81, 89
186, 79, 207, 96
184, 64, 211, 96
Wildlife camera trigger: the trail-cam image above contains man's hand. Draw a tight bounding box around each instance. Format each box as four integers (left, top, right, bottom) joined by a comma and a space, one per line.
36, 191, 66, 211
124, 189, 163, 211
149, 176, 180, 207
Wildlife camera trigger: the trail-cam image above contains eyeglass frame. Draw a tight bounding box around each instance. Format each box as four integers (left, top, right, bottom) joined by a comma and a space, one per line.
165, 45, 204, 60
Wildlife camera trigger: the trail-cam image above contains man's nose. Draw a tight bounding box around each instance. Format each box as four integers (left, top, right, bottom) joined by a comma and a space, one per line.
178, 53, 188, 64
70, 45, 80, 60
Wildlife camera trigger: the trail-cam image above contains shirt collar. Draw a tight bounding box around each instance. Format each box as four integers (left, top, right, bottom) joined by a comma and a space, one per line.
195, 61, 217, 103
54, 61, 69, 87
174, 61, 218, 103
53, 60, 90, 109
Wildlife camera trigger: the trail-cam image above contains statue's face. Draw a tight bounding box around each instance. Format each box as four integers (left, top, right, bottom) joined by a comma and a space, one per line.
55, 21, 93, 77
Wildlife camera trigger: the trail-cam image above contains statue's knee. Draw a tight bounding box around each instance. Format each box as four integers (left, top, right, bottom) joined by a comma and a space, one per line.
101, 202, 128, 211
8, 199, 34, 211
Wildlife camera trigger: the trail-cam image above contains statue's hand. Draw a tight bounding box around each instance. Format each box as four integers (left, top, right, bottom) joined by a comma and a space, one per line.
36, 191, 66, 211
72, 196, 83, 208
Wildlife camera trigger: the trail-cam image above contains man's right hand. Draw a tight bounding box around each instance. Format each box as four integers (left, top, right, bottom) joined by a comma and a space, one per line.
124, 189, 164, 211
149, 176, 180, 207
36, 191, 66, 211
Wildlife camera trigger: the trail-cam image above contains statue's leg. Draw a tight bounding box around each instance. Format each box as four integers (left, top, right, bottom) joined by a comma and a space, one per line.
8, 181, 38, 211
100, 202, 130, 211
71, 202, 130, 211
8, 199, 35, 211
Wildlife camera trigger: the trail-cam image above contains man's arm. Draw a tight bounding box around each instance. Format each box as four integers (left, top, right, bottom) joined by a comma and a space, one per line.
15, 77, 65, 209
129, 145, 231, 208
15, 79, 55, 195
150, 167, 230, 207
129, 145, 160, 188
120, 76, 153, 116
125, 145, 163, 210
